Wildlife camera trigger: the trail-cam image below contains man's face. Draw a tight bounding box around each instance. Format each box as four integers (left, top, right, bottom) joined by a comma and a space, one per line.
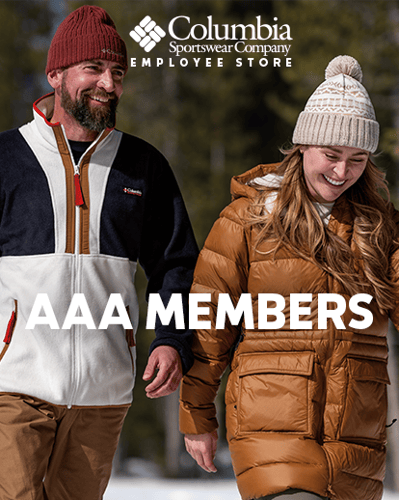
60, 60, 125, 132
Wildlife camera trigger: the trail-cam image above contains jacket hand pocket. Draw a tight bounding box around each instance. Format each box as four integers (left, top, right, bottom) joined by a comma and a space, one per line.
125, 305, 135, 374
338, 357, 389, 445
0, 300, 18, 363
237, 351, 321, 436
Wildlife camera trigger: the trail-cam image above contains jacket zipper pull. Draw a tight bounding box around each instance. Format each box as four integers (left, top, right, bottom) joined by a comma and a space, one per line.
3, 311, 16, 344
74, 173, 84, 206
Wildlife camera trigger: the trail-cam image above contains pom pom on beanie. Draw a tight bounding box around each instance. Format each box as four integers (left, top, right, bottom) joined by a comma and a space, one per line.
325, 55, 363, 82
292, 55, 379, 153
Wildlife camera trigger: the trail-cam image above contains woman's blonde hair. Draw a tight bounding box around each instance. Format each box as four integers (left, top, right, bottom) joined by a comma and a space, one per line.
247, 146, 397, 313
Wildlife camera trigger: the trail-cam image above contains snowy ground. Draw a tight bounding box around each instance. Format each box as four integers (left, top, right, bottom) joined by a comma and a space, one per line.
104, 478, 399, 500
104, 478, 240, 500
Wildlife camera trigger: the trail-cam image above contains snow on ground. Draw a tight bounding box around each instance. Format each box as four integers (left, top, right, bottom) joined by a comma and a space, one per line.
104, 478, 399, 500
104, 478, 240, 500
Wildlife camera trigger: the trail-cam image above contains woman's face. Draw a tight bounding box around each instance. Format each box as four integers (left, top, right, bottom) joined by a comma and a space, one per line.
302, 145, 369, 203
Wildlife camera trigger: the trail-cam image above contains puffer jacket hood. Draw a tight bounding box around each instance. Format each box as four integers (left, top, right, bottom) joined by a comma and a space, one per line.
230, 163, 281, 202
180, 163, 398, 500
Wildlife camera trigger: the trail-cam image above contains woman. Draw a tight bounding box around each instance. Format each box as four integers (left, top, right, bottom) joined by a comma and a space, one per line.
179, 56, 399, 500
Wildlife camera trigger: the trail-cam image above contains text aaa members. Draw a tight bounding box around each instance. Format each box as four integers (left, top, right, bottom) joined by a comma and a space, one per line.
25, 292, 374, 330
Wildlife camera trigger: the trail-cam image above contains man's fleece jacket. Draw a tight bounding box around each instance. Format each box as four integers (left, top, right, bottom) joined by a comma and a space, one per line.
0, 93, 198, 408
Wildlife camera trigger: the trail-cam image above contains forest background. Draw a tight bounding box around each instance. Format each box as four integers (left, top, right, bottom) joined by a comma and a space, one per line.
2, 0, 399, 489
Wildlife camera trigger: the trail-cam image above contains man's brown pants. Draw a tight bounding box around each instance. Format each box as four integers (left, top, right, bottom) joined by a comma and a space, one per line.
0, 393, 129, 500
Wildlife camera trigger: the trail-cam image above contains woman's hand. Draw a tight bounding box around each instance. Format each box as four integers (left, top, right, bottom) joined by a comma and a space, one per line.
184, 430, 218, 473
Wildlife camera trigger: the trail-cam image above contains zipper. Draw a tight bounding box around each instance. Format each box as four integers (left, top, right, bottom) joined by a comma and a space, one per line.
67, 165, 83, 409
61, 129, 110, 408
0, 300, 18, 363
67, 143, 91, 409
67, 201, 82, 409
4, 311, 16, 344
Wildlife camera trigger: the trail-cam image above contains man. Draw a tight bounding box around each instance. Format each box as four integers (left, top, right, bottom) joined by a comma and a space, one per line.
0, 5, 198, 499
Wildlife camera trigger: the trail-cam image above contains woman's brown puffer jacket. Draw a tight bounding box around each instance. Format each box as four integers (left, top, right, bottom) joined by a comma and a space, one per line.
180, 163, 399, 500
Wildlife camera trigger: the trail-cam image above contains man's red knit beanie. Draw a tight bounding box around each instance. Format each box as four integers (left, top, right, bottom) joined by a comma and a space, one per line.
46, 5, 127, 74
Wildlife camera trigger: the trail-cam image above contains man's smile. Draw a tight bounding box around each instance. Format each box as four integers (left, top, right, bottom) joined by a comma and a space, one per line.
89, 95, 111, 103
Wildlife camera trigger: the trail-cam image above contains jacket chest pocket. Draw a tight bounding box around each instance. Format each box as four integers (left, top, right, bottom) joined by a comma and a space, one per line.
337, 357, 389, 445
237, 351, 322, 436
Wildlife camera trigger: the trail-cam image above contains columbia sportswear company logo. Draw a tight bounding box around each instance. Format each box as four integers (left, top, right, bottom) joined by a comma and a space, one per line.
129, 16, 166, 52
130, 15, 293, 69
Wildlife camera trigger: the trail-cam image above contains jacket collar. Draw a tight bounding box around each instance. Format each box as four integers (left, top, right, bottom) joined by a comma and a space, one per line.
32, 93, 114, 152
32, 93, 62, 146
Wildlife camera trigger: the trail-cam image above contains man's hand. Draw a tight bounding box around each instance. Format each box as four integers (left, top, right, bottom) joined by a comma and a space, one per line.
184, 431, 218, 473
142, 345, 182, 398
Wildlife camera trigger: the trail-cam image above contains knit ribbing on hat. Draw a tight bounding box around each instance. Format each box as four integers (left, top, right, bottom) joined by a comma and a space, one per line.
292, 112, 379, 153
292, 55, 379, 153
46, 5, 127, 73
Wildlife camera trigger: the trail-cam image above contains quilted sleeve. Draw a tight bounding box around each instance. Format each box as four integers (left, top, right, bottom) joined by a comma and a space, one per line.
179, 201, 249, 434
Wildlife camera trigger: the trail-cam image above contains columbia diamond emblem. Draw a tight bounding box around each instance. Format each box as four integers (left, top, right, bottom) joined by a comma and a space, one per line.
129, 16, 166, 52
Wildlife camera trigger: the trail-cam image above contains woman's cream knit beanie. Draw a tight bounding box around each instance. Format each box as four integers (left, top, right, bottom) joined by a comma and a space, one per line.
292, 55, 379, 153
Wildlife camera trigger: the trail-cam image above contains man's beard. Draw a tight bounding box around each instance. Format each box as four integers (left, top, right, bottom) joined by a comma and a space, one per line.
60, 79, 118, 133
